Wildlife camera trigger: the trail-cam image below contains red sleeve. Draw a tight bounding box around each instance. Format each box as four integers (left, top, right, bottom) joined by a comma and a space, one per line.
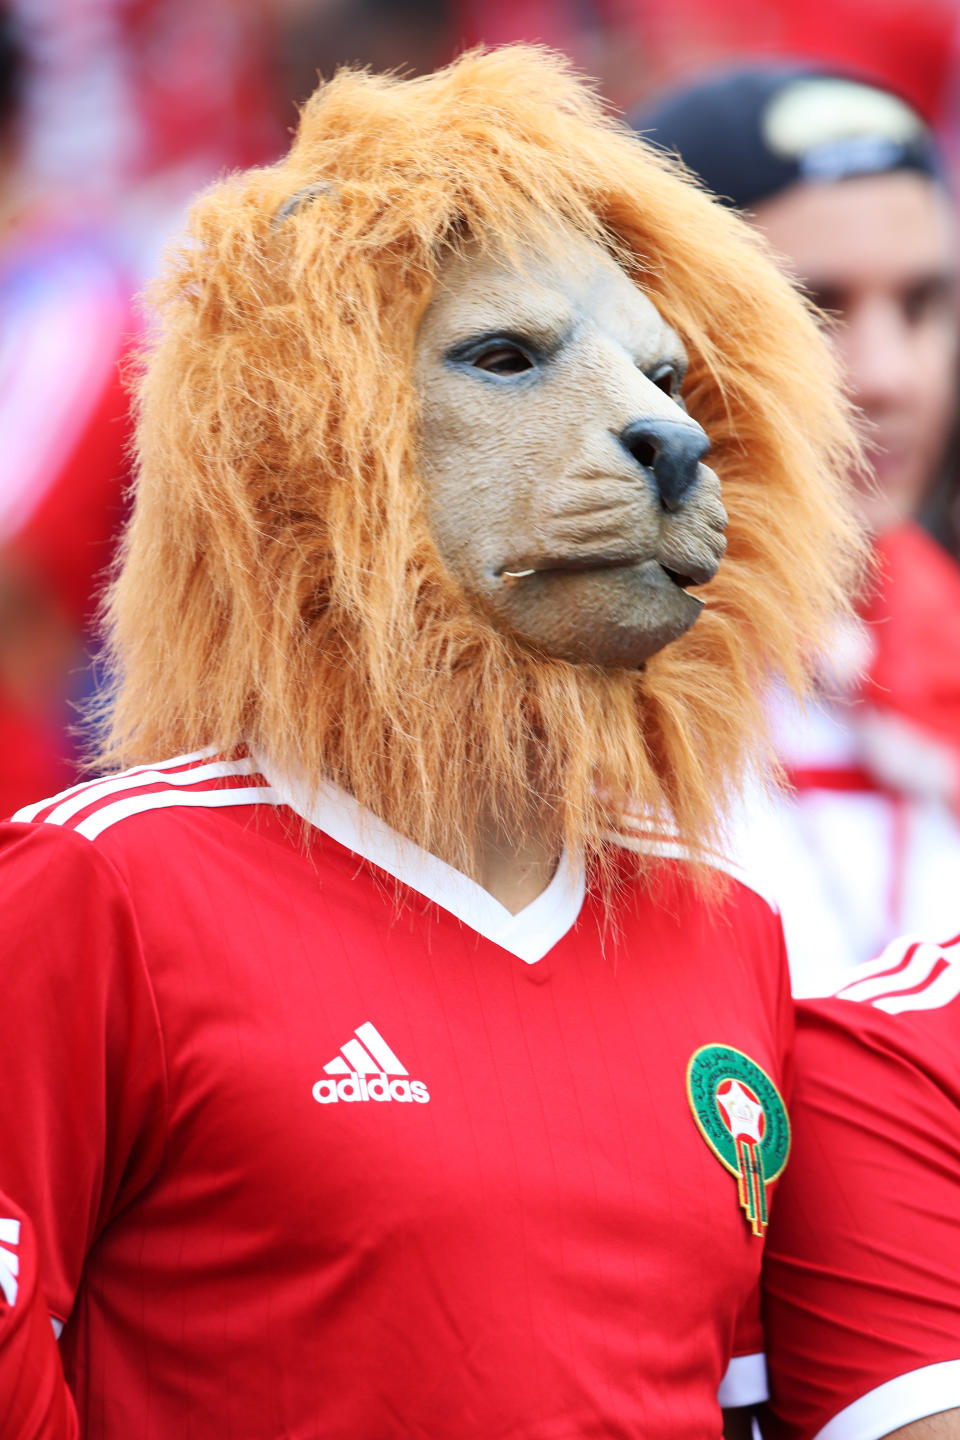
761, 937, 960, 1440
722, 912, 795, 1413
0, 821, 168, 1343
0, 1192, 78, 1437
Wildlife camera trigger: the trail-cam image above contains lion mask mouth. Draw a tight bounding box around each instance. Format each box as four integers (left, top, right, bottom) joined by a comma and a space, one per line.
498, 510, 726, 591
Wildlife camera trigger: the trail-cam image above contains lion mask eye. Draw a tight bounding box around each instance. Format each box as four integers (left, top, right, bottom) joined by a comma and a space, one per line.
470, 343, 536, 376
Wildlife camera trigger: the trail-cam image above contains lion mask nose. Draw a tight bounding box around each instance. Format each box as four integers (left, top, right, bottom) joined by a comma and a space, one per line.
619, 418, 711, 511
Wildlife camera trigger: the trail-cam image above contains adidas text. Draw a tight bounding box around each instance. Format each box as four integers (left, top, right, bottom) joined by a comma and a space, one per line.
312, 1072, 431, 1105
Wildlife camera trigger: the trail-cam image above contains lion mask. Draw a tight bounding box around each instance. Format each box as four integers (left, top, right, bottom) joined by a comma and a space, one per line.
100, 46, 862, 882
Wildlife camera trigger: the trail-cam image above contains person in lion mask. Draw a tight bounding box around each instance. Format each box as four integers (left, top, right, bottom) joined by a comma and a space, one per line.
0, 46, 860, 1440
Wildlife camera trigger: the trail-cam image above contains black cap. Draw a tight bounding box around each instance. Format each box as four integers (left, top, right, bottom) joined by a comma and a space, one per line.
633, 64, 945, 212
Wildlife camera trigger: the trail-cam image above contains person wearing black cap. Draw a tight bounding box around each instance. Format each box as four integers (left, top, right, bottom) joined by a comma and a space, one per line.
641, 66, 956, 539
637, 66, 960, 999
638, 67, 960, 1440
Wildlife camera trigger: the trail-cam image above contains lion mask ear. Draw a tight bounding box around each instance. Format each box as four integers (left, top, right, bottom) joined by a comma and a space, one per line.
271, 182, 339, 230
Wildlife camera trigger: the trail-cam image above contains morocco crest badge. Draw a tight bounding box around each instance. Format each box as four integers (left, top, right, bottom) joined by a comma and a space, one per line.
686, 1044, 790, 1238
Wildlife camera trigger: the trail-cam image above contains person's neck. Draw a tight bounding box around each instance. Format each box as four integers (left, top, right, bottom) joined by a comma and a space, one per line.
474, 804, 561, 915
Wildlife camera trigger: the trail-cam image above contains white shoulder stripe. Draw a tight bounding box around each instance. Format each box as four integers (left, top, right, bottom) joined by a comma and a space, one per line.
832, 931, 959, 991
834, 934, 960, 1012
74, 784, 278, 840
43, 757, 257, 827
836, 941, 946, 1005
12, 748, 218, 823
830, 937, 922, 989
874, 962, 960, 1014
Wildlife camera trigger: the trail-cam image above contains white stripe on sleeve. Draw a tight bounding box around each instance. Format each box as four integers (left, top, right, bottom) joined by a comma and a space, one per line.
74, 784, 278, 840
12, 748, 219, 823
836, 942, 944, 1004
0, 1243, 19, 1307
44, 756, 257, 826
717, 1351, 768, 1408
875, 961, 960, 1014
815, 1361, 960, 1440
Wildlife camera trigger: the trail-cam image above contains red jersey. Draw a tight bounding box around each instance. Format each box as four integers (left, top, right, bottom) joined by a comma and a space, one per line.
0, 752, 793, 1438
763, 933, 960, 1440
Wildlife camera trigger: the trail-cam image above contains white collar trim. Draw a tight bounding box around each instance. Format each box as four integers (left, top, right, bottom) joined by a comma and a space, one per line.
257, 758, 586, 964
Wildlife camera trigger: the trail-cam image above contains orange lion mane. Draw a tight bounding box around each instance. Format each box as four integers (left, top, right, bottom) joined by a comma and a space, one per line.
98, 46, 863, 881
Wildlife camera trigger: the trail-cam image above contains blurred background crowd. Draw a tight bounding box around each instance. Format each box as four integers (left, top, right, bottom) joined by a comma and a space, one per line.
2, 0, 960, 994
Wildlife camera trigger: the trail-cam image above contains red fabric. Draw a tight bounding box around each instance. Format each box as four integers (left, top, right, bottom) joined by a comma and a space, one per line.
454, 0, 585, 52
858, 523, 960, 763
784, 765, 884, 793
762, 934, 960, 1437
0, 756, 793, 1436
118, 0, 282, 178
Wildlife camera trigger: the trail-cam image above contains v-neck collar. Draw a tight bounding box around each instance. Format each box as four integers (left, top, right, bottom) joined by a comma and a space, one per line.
258, 759, 587, 964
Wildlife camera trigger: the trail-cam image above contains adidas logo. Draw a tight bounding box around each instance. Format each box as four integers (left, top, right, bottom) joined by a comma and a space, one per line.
312, 1022, 430, 1105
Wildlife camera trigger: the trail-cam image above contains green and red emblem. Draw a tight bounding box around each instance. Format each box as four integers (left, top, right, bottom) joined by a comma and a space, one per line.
686, 1044, 790, 1238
